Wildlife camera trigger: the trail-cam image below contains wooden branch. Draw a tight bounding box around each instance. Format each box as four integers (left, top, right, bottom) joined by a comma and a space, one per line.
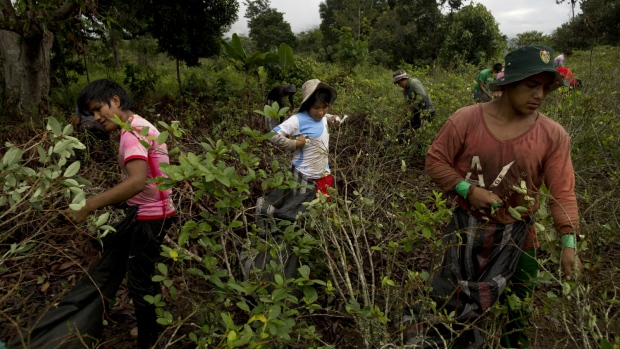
53, 1, 79, 21
0, 19, 25, 36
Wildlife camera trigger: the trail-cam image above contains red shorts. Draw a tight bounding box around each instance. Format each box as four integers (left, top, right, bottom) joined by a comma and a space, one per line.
313, 174, 334, 196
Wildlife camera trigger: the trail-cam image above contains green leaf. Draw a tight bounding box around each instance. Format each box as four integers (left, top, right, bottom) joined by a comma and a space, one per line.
298, 265, 310, 279
156, 131, 169, 145
222, 33, 245, 61
36, 145, 47, 162
422, 227, 432, 238
99, 225, 116, 232
303, 286, 318, 303
140, 126, 150, 137
63, 124, 74, 135
157, 263, 168, 276
2, 148, 23, 166
178, 231, 189, 246
63, 161, 81, 177
69, 203, 84, 211
216, 174, 230, 187
47, 117, 62, 136
508, 206, 523, 220
599, 338, 614, 349
71, 191, 86, 204
228, 220, 243, 228
231, 33, 246, 59
245, 51, 265, 69
95, 212, 110, 227
278, 43, 295, 72
236, 301, 250, 312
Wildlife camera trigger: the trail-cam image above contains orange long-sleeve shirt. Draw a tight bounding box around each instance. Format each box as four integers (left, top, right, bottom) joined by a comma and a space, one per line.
426, 104, 579, 249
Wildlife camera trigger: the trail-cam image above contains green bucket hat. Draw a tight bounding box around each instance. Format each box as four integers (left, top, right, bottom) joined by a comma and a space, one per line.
489, 44, 568, 92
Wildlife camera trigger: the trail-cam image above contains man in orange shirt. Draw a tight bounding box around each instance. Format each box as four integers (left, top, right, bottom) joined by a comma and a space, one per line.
423, 45, 583, 348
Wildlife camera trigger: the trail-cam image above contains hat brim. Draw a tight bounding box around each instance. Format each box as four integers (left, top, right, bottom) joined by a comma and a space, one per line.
393, 75, 410, 83
489, 69, 568, 92
301, 82, 338, 106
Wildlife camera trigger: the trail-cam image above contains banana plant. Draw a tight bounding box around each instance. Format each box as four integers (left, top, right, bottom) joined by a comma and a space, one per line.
222, 33, 295, 74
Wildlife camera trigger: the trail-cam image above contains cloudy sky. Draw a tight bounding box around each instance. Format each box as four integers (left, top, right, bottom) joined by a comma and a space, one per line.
226, 0, 580, 39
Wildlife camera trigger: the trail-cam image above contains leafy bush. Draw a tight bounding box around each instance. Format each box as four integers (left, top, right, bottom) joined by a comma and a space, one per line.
123, 63, 160, 100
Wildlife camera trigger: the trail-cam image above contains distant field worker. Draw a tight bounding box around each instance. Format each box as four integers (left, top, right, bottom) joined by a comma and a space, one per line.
554, 49, 572, 68
557, 67, 582, 88
473, 63, 502, 103
392, 69, 435, 134
264, 84, 297, 131
423, 45, 582, 348
267, 84, 296, 115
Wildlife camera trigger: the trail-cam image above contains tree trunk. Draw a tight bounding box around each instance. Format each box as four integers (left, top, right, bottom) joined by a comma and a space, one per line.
176, 55, 181, 94
109, 27, 122, 68
0, 29, 53, 121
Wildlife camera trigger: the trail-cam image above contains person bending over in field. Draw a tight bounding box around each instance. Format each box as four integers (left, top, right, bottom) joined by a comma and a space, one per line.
554, 48, 572, 68
264, 84, 297, 130
393, 69, 435, 138
473, 62, 502, 103
66, 79, 175, 348
420, 45, 583, 348
557, 66, 582, 88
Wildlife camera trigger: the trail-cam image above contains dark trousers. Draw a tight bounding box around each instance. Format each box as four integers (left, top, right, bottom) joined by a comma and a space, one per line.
502, 250, 538, 348
127, 218, 172, 348
7, 212, 172, 349
407, 107, 435, 130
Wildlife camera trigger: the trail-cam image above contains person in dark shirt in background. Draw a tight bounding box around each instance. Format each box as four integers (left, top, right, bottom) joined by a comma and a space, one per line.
267, 84, 296, 120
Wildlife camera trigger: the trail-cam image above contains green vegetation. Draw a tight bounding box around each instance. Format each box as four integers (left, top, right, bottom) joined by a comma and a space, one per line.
1, 0, 620, 348
1, 37, 619, 347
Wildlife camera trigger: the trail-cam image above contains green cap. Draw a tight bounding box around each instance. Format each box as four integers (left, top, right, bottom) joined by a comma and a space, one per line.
489, 44, 568, 92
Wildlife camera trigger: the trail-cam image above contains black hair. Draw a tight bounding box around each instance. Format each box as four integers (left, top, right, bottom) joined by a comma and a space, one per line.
564, 49, 573, 56
299, 88, 332, 112
76, 79, 133, 116
492, 63, 503, 72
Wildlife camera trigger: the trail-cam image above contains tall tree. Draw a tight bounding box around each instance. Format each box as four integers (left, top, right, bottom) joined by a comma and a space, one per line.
319, 0, 388, 57
148, 0, 238, 91
514, 31, 550, 47
0, 0, 84, 120
369, 0, 445, 68
551, 0, 620, 50
439, 3, 505, 66
244, 0, 270, 19
556, 0, 578, 19
248, 8, 297, 52
296, 28, 323, 54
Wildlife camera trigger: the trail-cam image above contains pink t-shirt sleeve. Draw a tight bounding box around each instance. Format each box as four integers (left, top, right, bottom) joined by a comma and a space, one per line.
121, 130, 149, 163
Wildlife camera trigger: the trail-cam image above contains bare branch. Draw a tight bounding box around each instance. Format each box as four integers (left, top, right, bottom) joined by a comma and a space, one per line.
53, 1, 79, 21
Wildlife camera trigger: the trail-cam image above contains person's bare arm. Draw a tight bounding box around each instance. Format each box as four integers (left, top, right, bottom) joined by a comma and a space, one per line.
269, 133, 305, 150
478, 81, 491, 99
64, 159, 147, 223
288, 94, 295, 110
